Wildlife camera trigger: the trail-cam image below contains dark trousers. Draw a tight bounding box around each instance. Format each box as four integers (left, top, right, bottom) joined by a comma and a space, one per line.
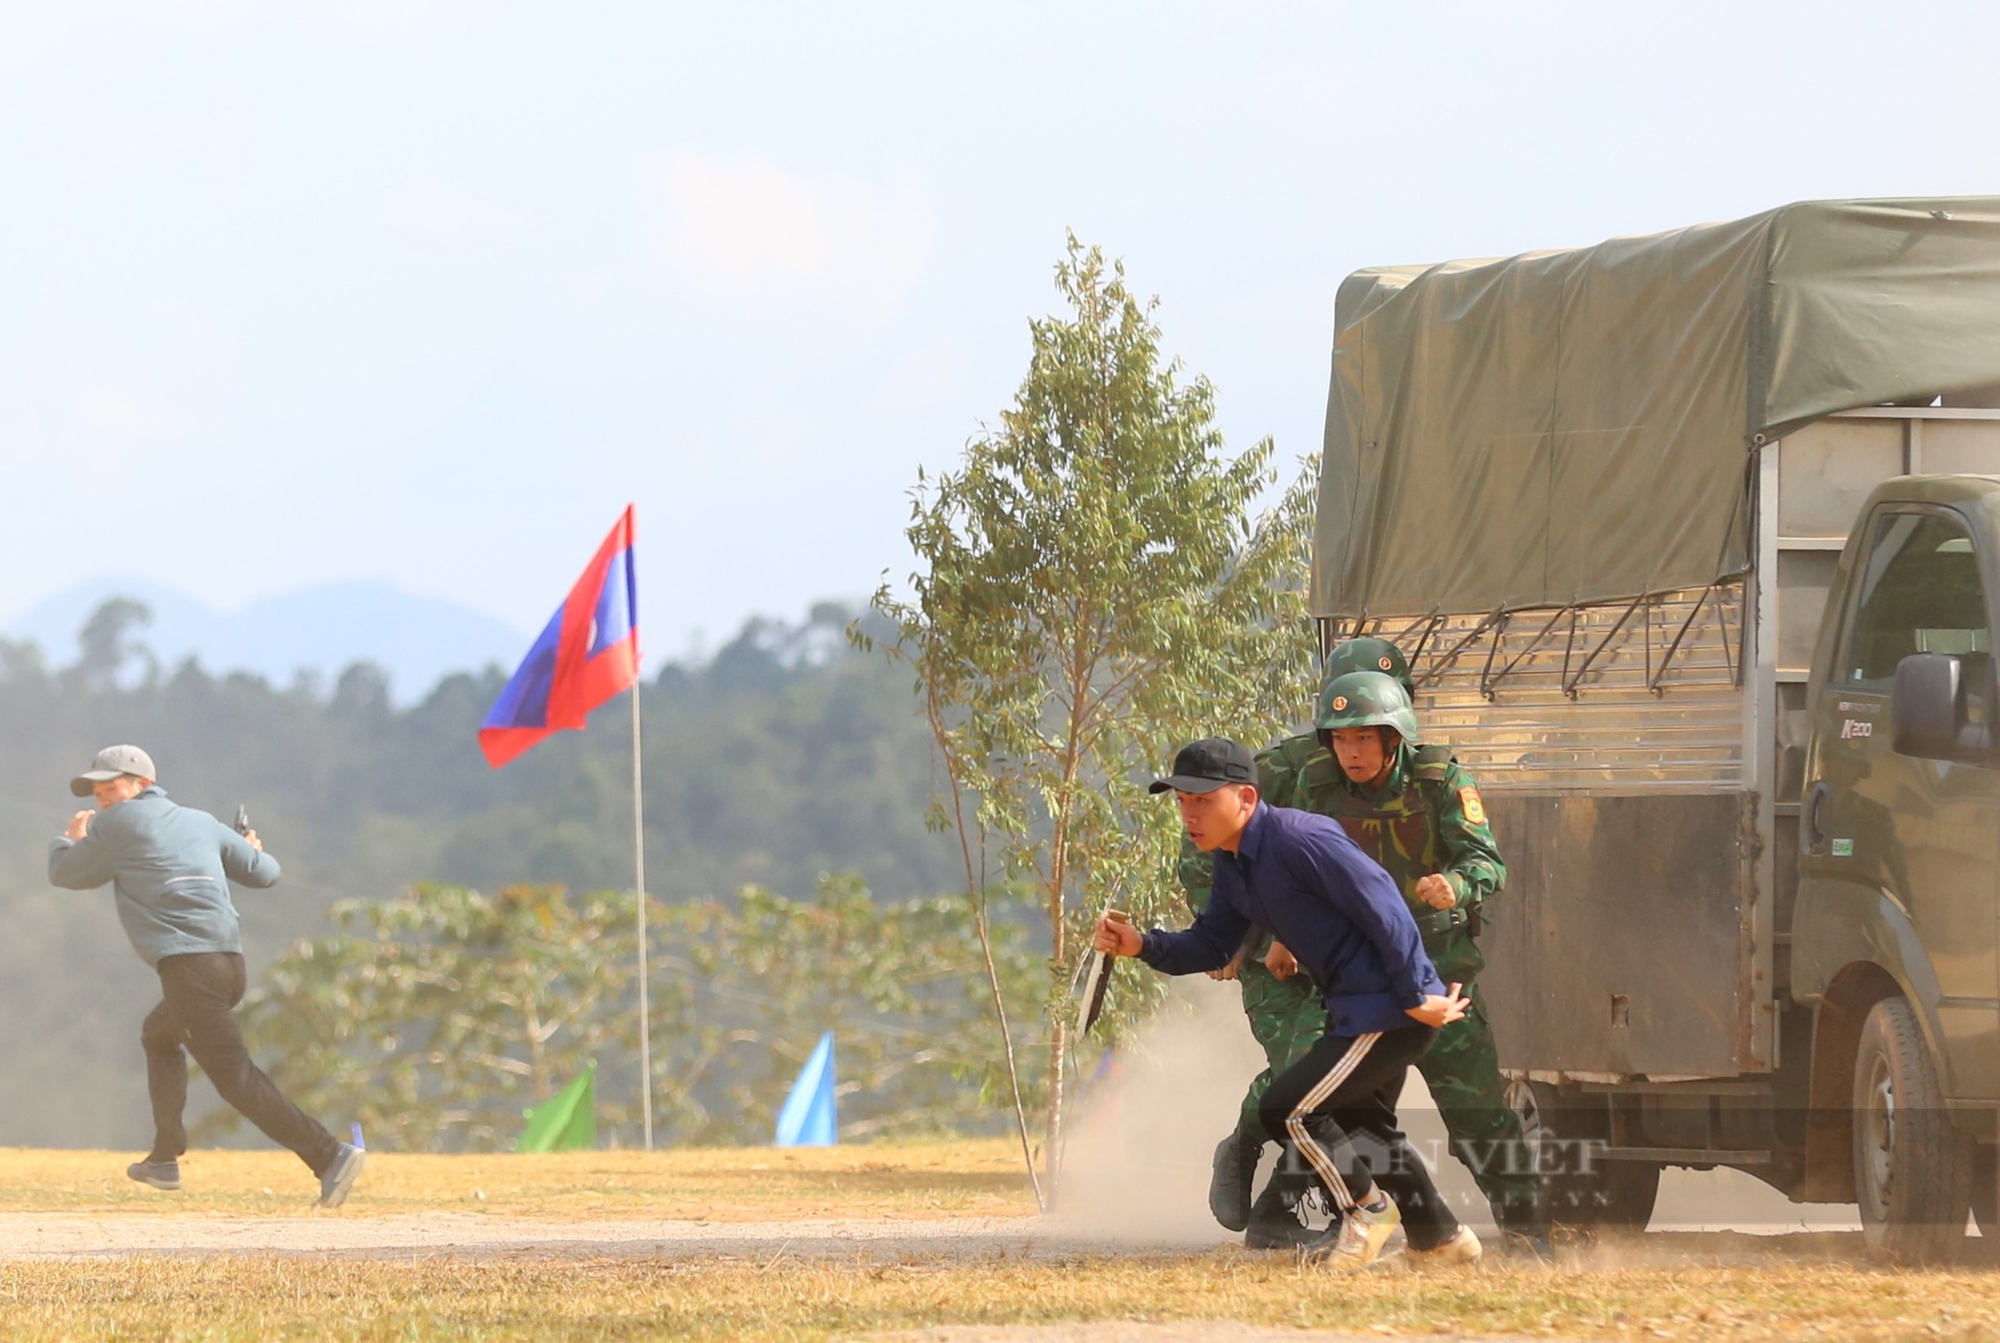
142, 952, 339, 1175
1258, 1022, 1461, 1251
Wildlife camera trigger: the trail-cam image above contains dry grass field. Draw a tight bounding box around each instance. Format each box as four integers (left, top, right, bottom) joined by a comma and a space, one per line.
0, 1140, 1037, 1220
6, 1145, 2000, 1341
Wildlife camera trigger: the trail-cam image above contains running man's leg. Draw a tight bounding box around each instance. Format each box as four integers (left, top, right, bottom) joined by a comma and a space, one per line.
139, 994, 190, 1164
157, 953, 342, 1175
1259, 1024, 1461, 1251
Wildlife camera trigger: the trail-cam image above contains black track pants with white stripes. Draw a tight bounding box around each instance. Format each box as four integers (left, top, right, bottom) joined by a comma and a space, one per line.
1257, 1022, 1461, 1252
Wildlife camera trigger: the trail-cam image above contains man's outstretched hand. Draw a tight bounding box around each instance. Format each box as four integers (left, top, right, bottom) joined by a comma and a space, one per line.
1092, 914, 1143, 958
1406, 982, 1470, 1029
64, 811, 91, 842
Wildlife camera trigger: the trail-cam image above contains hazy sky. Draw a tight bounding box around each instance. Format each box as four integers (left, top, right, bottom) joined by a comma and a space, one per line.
4, 1, 1998, 659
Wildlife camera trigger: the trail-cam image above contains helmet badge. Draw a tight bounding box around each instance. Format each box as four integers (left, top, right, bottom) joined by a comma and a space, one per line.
1378, 657, 1392, 670
1332, 696, 1349, 711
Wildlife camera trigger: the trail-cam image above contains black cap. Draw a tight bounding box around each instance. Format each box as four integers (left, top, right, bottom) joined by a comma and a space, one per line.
1149, 737, 1257, 795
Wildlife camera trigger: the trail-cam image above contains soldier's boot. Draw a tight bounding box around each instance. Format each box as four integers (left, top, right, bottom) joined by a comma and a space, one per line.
1492, 1182, 1552, 1261
1243, 1144, 1330, 1250
1208, 1121, 1263, 1233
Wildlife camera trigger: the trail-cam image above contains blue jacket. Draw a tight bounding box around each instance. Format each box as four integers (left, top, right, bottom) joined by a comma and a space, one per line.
48, 787, 280, 966
1139, 803, 1444, 1035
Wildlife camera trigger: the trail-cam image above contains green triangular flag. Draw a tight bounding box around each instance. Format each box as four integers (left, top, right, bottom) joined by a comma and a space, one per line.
518, 1060, 597, 1153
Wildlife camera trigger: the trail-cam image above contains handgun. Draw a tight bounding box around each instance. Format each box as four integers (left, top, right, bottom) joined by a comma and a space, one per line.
233, 805, 250, 836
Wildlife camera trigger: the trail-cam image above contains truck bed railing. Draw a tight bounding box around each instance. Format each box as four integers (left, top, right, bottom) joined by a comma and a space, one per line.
1323, 581, 1747, 792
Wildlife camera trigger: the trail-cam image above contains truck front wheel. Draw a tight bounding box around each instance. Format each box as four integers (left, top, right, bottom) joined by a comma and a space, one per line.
1852, 997, 1971, 1263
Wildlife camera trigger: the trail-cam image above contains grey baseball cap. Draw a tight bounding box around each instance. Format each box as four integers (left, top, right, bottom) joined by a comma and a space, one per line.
70, 744, 157, 797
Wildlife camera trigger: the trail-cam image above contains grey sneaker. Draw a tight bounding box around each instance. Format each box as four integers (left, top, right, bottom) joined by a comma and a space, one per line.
1400, 1224, 1484, 1272
317, 1142, 365, 1208
127, 1159, 180, 1191
1301, 1195, 1401, 1270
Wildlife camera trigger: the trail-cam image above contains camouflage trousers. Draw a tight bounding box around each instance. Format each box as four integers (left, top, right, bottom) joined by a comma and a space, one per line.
1232, 957, 1538, 1219
1234, 959, 1329, 1122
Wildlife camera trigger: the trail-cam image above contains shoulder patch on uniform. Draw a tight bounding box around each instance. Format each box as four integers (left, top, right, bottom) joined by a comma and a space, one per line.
1458, 785, 1487, 827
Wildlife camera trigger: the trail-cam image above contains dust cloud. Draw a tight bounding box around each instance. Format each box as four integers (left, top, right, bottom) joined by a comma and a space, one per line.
1048, 972, 1866, 1244
1050, 973, 1504, 1243
1051, 975, 1250, 1245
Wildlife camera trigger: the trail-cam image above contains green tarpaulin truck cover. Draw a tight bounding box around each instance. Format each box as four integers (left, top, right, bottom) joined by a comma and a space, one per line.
1311, 197, 2000, 620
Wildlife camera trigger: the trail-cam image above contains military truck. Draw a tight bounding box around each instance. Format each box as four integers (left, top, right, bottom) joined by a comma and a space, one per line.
1310, 198, 2000, 1260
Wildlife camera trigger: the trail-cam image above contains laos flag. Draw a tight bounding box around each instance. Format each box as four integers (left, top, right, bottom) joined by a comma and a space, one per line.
479, 506, 640, 768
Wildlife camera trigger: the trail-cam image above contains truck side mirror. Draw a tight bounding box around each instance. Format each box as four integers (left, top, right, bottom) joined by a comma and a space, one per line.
1891, 653, 1994, 764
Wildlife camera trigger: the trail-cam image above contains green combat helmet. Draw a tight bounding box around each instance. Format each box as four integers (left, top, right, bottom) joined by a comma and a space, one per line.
1324, 636, 1414, 697
1315, 670, 1422, 746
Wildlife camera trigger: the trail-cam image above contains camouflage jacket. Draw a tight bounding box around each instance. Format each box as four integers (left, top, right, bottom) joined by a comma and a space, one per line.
1293, 740, 1506, 918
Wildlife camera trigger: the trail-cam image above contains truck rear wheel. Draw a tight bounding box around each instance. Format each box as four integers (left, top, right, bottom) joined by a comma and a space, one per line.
1852, 997, 1971, 1263
1510, 1079, 1659, 1233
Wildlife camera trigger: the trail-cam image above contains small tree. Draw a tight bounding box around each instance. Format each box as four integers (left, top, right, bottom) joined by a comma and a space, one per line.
872, 236, 1317, 1207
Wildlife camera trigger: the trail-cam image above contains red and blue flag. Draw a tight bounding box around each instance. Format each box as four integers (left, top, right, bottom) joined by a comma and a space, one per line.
479, 506, 640, 768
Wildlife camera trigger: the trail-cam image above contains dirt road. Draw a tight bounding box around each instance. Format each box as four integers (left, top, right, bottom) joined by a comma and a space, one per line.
0, 1210, 1180, 1261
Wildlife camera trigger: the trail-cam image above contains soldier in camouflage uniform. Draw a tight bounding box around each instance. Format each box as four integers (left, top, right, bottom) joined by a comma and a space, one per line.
1192, 639, 1417, 1248
1306, 667, 1546, 1249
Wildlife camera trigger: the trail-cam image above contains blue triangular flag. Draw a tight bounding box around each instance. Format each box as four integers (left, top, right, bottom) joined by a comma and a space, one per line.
775, 1030, 837, 1147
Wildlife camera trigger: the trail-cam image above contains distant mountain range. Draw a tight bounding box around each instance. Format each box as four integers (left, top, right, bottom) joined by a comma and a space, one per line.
3, 576, 531, 702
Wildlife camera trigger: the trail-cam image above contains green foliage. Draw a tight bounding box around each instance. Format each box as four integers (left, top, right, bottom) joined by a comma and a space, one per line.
654, 874, 1043, 1145
872, 235, 1318, 1201
204, 874, 1041, 1151
70, 598, 155, 691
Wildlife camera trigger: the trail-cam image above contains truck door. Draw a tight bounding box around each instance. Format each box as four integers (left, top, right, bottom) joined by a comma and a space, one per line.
1805, 506, 2000, 1098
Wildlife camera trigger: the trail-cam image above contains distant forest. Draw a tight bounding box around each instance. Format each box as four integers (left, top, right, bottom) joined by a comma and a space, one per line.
0, 598, 955, 1149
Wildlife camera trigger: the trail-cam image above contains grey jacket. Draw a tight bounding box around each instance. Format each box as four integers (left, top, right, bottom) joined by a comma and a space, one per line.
48, 786, 280, 966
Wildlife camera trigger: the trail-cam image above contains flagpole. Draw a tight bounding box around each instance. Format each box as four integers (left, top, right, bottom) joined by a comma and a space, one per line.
631, 681, 652, 1151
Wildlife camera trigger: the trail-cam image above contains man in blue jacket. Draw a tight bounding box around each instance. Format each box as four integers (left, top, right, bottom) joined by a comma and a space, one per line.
1092, 736, 1481, 1270
48, 745, 363, 1207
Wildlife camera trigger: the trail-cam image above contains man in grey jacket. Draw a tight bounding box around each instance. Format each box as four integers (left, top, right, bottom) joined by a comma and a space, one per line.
48, 744, 363, 1207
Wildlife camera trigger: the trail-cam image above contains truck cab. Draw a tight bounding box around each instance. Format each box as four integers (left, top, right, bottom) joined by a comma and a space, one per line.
1790, 476, 2000, 1256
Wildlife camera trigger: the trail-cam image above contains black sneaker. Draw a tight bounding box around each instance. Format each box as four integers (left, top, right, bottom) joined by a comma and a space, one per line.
317, 1142, 364, 1208
1495, 1195, 1554, 1261
127, 1159, 180, 1192
1208, 1131, 1260, 1233
1243, 1178, 1322, 1249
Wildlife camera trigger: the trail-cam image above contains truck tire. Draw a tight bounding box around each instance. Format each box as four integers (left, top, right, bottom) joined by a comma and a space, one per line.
1510, 1079, 1659, 1233
1852, 997, 1971, 1263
